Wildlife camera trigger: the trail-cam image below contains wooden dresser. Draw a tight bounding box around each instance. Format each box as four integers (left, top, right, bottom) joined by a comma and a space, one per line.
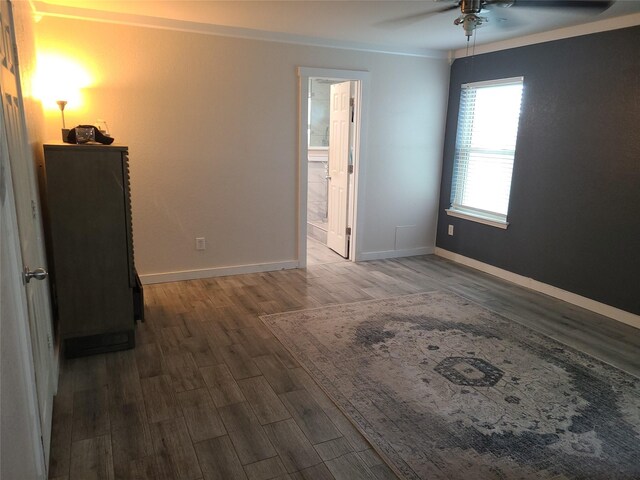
41, 143, 142, 357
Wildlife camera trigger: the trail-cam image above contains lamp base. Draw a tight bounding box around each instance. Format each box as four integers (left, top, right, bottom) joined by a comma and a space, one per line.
61, 128, 71, 143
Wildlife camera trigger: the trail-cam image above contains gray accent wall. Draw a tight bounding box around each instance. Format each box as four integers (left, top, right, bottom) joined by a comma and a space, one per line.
436, 26, 640, 315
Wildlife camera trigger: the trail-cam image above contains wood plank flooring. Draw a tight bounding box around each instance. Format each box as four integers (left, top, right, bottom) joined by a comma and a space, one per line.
48, 250, 640, 480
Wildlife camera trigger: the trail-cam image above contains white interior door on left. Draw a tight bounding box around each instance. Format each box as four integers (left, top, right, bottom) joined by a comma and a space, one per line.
1, 112, 47, 480
0, 0, 56, 470
326, 81, 352, 258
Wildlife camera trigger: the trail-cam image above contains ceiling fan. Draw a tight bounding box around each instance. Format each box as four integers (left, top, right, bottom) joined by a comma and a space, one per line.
432, 0, 614, 39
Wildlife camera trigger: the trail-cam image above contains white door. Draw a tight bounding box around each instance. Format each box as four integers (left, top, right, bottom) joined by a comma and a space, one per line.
1, 114, 47, 479
0, 0, 56, 467
326, 81, 351, 257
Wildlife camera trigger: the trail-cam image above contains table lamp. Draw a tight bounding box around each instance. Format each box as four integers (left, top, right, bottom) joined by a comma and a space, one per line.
56, 100, 69, 142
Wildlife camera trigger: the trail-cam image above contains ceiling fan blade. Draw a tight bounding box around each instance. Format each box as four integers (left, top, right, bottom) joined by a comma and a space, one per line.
376, 3, 461, 28
511, 0, 614, 11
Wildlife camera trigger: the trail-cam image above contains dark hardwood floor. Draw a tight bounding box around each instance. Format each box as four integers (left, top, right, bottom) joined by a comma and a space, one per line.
47, 252, 640, 480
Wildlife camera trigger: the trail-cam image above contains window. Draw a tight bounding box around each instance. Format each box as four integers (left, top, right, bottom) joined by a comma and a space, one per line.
446, 77, 524, 228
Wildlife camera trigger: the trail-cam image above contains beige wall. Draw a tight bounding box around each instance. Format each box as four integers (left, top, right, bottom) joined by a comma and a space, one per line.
35, 17, 449, 280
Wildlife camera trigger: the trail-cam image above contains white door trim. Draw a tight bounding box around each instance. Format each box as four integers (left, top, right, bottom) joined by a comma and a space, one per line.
297, 67, 370, 267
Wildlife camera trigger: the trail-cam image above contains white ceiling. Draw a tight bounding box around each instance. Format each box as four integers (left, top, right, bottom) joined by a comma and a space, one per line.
34, 0, 640, 56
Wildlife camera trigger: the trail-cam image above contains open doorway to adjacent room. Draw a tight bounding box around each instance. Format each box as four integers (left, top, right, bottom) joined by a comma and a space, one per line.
298, 68, 369, 267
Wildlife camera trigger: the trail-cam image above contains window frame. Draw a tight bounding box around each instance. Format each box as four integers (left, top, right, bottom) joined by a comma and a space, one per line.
446, 76, 524, 229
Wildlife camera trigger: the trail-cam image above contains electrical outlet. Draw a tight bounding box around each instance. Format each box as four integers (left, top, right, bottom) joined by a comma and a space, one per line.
195, 237, 206, 250
448, 225, 454, 236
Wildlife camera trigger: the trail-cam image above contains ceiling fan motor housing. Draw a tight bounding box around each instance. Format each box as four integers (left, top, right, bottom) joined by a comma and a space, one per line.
460, 0, 485, 14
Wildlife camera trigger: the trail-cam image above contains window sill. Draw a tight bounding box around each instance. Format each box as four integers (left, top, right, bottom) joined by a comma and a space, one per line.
445, 209, 509, 230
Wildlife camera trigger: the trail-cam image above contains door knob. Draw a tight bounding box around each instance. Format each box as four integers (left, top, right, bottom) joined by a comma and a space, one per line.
24, 267, 48, 284
325, 176, 332, 180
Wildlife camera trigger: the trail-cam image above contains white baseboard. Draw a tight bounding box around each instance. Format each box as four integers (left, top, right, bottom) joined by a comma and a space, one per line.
139, 260, 300, 285
435, 248, 640, 330
358, 246, 434, 262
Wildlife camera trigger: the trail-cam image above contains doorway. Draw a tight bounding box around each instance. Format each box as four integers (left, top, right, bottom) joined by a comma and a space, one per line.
297, 67, 370, 268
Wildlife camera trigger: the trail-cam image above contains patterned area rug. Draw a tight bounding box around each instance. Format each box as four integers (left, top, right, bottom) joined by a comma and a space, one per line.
260, 291, 640, 480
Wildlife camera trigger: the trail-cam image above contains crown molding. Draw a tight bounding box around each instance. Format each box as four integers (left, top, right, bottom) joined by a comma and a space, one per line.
31, 1, 447, 59
451, 12, 640, 58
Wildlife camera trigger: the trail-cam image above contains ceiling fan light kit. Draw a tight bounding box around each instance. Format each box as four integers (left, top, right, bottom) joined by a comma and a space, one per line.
455, 13, 487, 38
451, 0, 513, 40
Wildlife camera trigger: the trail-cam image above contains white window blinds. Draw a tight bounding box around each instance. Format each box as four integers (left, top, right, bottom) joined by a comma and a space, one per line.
450, 77, 524, 224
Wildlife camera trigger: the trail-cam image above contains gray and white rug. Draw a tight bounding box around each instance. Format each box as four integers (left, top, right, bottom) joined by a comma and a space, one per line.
261, 291, 640, 480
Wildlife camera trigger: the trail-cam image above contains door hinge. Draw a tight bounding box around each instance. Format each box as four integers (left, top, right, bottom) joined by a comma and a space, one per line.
348, 165, 354, 174
349, 97, 354, 107
346, 227, 352, 236
31, 200, 37, 219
